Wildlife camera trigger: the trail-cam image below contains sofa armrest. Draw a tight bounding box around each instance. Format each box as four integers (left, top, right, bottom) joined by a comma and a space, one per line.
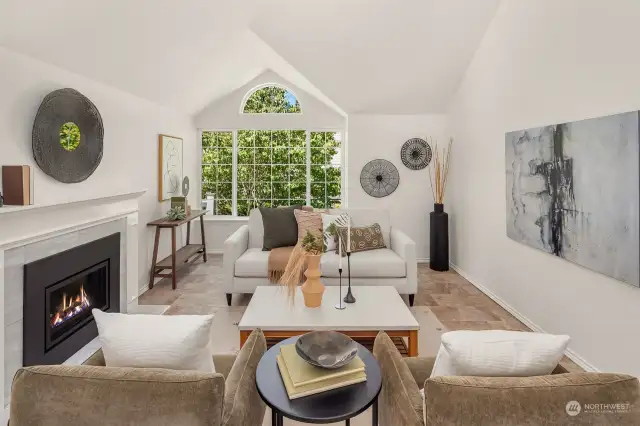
373, 332, 424, 426
222, 329, 267, 426
390, 228, 418, 294
424, 373, 640, 425
403, 357, 436, 389
10, 365, 224, 425
223, 225, 249, 293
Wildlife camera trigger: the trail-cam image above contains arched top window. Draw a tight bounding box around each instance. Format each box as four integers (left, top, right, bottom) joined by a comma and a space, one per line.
242, 85, 301, 114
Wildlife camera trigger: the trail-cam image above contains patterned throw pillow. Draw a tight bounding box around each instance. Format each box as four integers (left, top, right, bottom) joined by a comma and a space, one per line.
322, 213, 351, 252
336, 223, 386, 256
294, 209, 325, 243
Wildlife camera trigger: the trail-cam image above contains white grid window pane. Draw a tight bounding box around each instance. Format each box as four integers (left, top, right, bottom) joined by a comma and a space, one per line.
233, 130, 308, 216
310, 132, 342, 209
202, 130, 342, 216
202, 131, 233, 215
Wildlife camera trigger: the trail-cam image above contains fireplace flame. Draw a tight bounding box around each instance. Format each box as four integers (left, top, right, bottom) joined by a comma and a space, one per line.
50, 285, 91, 328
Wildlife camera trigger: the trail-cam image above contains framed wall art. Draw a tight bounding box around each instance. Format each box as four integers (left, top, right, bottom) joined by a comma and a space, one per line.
506, 111, 639, 286
158, 134, 183, 201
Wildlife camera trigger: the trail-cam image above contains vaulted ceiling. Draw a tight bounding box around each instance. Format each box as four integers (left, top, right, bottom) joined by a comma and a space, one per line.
0, 0, 501, 115
251, 0, 501, 114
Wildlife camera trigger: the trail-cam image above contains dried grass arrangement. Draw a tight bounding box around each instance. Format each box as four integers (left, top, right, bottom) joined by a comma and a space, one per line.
428, 137, 453, 204
278, 231, 325, 301
279, 215, 348, 302
278, 245, 306, 301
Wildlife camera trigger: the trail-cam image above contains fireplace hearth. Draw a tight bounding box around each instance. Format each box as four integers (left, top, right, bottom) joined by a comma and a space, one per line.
23, 233, 120, 366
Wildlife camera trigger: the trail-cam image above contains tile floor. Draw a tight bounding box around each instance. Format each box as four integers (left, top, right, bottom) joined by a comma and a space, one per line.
139, 254, 581, 372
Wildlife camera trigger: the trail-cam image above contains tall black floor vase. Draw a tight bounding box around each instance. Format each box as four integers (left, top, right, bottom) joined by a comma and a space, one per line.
430, 203, 449, 271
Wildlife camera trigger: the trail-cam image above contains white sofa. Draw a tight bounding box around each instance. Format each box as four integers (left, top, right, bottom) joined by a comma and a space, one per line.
223, 208, 418, 306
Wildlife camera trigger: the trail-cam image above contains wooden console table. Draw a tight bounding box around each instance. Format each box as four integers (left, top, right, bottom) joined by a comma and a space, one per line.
147, 210, 208, 290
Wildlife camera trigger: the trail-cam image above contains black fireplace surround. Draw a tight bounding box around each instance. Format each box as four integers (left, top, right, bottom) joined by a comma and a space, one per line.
23, 233, 120, 366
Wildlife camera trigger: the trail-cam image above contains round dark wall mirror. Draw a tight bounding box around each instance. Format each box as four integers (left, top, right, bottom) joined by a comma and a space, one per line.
33, 88, 104, 183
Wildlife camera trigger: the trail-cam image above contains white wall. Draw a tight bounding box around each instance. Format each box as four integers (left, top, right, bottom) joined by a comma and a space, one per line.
0, 46, 197, 295
448, 0, 640, 376
192, 70, 346, 251
348, 114, 449, 260
188, 219, 246, 254
199, 113, 449, 255
195, 69, 346, 130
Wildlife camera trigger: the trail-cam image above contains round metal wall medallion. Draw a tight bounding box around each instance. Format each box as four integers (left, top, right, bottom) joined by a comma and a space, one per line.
360, 159, 399, 198
32, 88, 104, 183
182, 176, 190, 197
401, 138, 432, 170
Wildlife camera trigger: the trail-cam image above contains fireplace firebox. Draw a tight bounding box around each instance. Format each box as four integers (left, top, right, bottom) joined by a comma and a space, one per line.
23, 233, 120, 366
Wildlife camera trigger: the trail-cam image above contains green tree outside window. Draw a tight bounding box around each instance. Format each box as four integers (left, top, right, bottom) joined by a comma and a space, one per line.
201, 86, 341, 216
243, 86, 301, 113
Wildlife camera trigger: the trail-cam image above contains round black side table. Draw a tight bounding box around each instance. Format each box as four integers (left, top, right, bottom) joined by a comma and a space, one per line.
256, 336, 382, 426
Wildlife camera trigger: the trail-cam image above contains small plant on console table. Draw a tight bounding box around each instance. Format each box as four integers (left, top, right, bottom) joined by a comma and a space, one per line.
166, 206, 186, 221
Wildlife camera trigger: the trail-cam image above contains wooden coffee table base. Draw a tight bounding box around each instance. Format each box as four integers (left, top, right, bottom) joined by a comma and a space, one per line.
240, 329, 418, 357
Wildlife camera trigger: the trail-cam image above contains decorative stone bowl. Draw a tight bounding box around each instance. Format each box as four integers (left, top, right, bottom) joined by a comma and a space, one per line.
295, 331, 358, 369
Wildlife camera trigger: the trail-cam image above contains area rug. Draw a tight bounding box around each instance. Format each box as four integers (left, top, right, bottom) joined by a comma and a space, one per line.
165, 299, 444, 426
148, 257, 446, 357
140, 257, 447, 426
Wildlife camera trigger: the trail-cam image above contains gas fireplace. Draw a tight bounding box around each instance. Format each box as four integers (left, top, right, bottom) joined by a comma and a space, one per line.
23, 233, 120, 366
50, 284, 92, 329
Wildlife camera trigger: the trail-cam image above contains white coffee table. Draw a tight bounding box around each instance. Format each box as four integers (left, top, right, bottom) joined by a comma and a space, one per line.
238, 286, 420, 356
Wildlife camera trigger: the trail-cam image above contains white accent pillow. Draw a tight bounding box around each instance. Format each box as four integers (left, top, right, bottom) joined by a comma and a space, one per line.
322, 213, 350, 252
430, 330, 570, 378
92, 310, 215, 373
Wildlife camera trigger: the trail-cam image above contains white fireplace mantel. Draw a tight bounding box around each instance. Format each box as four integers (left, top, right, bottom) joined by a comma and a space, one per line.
0, 190, 147, 249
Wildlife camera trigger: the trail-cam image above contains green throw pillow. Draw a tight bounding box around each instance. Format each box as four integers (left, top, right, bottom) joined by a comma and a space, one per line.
259, 205, 302, 250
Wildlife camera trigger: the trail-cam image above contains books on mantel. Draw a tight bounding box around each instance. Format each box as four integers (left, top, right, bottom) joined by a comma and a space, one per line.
276, 343, 367, 400
1, 165, 33, 206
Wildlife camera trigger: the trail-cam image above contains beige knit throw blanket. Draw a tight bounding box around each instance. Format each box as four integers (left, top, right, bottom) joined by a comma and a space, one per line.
268, 207, 322, 286
268, 246, 296, 283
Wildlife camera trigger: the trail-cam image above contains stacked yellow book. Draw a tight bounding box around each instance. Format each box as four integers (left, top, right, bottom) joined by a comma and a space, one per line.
276, 344, 367, 400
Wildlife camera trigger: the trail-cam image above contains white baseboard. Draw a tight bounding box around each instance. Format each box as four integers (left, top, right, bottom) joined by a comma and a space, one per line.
417, 257, 430, 263
449, 262, 599, 373
138, 283, 148, 297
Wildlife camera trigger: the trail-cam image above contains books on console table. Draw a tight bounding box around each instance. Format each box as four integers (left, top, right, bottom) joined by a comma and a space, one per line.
277, 343, 367, 400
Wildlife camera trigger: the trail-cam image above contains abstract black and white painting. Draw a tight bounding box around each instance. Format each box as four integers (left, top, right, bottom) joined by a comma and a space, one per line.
506, 111, 639, 286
